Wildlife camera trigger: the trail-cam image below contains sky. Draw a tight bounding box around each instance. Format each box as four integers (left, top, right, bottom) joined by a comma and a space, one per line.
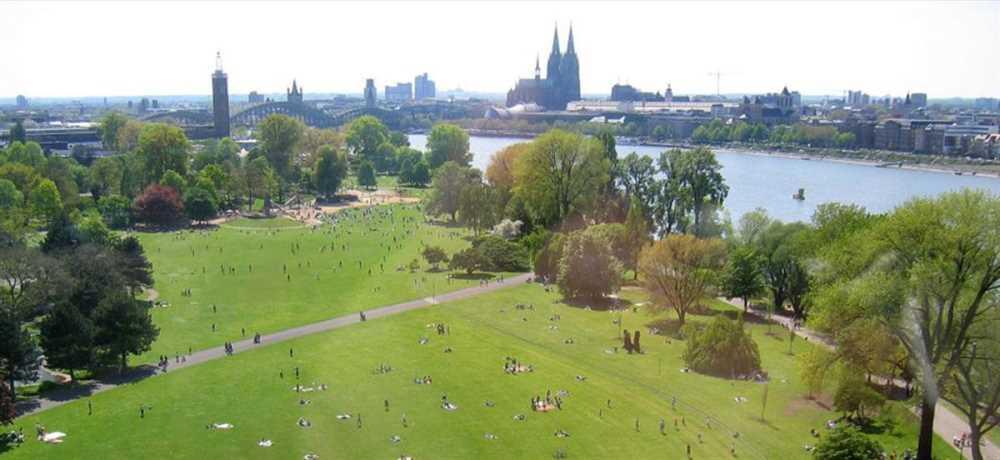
2, 1, 999, 99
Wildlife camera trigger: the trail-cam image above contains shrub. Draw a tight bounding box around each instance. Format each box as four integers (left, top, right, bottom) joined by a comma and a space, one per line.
184, 186, 218, 223
421, 245, 449, 270
683, 315, 761, 377
449, 247, 487, 274
473, 235, 529, 272
812, 425, 883, 460
833, 373, 886, 421
533, 232, 564, 281
97, 194, 132, 229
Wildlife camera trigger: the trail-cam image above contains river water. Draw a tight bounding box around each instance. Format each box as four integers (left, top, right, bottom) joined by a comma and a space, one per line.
409, 134, 1000, 223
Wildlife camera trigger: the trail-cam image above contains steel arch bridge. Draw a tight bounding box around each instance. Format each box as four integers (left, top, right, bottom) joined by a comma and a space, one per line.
141, 110, 214, 125
230, 102, 338, 128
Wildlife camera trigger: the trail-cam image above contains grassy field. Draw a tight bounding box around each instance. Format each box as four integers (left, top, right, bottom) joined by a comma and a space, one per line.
134, 204, 495, 363
6, 284, 951, 459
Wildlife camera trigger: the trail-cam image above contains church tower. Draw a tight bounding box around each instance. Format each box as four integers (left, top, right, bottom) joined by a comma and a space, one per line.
558, 25, 580, 106
211, 51, 230, 138
546, 25, 562, 86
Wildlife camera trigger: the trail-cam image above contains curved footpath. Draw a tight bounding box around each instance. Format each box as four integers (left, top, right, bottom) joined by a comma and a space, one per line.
721, 298, 999, 460
15, 273, 534, 418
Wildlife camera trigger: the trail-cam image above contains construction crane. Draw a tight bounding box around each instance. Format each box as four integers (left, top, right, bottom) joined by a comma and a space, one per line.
706, 70, 730, 98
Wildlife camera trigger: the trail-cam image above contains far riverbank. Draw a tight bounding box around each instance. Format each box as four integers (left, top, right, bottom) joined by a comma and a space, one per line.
453, 129, 1000, 179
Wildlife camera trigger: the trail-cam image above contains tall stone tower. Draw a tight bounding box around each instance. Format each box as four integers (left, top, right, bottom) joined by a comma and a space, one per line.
546, 26, 562, 87
559, 26, 580, 105
211, 52, 230, 138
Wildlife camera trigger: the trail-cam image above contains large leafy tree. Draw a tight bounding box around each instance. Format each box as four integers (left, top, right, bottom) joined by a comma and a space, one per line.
557, 230, 622, 300
616, 152, 656, 207
137, 123, 190, 184
426, 161, 480, 222
357, 160, 377, 190
639, 234, 725, 326
39, 302, 95, 379
757, 221, 811, 316
722, 245, 765, 312
345, 116, 389, 166
426, 123, 471, 168
313, 145, 348, 199
93, 292, 159, 373
514, 129, 610, 228
30, 178, 63, 224
670, 147, 728, 234
99, 112, 128, 151
652, 151, 689, 236
132, 184, 184, 226
89, 156, 123, 200
257, 114, 304, 180
245, 157, 277, 215
458, 182, 498, 236
184, 186, 218, 224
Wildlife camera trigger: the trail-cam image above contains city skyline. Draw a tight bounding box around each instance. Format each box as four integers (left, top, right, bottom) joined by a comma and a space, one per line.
2, 1, 999, 99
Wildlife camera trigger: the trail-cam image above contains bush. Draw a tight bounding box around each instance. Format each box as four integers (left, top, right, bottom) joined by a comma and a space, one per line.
557, 230, 622, 299
812, 425, 883, 460
533, 232, 564, 281
421, 245, 449, 270
449, 247, 487, 274
183, 186, 218, 223
133, 184, 184, 226
683, 315, 761, 377
473, 235, 529, 272
833, 373, 886, 421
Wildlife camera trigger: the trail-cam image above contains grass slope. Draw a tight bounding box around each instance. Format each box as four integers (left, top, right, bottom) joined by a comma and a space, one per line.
135, 204, 493, 363
7, 285, 951, 459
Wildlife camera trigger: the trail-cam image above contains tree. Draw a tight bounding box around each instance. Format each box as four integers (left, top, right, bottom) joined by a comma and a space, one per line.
89, 156, 123, 200
99, 112, 128, 150
514, 129, 610, 227
132, 184, 184, 226
184, 186, 218, 223
160, 169, 186, 195
596, 129, 618, 193
421, 245, 449, 271
257, 114, 304, 179
534, 232, 565, 281
757, 221, 810, 317
485, 143, 529, 190
945, 329, 1000, 460
357, 160, 377, 190
818, 190, 1000, 460
426, 161, 480, 221
137, 123, 190, 184
30, 178, 63, 224
78, 212, 115, 247
426, 123, 471, 168
449, 247, 487, 275
670, 147, 728, 234
39, 212, 80, 254
616, 152, 656, 206
833, 373, 885, 421
345, 116, 389, 165
722, 245, 765, 312
557, 230, 623, 299
652, 152, 690, 236
39, 303, 95, 379
473, 235, 530, 272
116, 120, 144, 153
683, 315, 760, 377
97, 194, 132, 229
623, 196, 650, 278
812, 425, 883, 460
458, 182, 498, 236
639, 234, 725, 326
299, 128, 343, 168
9, 120, 26, 144
0, 179, 22, 210
245, 157, 277, 214
93, 293, 159, 373
0, 312, 40, 399
115, 236, 154, 296
314, 145, 348, 199
409, 160, 431, 187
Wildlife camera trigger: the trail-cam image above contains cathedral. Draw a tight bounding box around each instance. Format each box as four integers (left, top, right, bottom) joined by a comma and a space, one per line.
506, 25, 580, 110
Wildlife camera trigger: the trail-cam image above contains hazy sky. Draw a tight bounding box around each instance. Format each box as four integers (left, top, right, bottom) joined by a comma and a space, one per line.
2, 1, 999, 99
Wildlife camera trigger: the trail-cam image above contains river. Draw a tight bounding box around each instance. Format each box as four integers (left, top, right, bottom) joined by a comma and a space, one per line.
408, 134, 1000, 223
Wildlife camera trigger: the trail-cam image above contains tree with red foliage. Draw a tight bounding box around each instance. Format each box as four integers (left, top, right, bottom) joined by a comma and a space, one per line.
132, 184, 184, 226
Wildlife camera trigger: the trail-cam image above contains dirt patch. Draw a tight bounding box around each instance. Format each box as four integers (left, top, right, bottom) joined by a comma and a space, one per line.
784, 394, 833, 417
143, 288, 159, 302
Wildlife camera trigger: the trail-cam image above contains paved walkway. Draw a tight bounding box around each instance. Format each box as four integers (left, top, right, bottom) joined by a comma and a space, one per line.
16, 273, 533, 417
722, 298, 999, 460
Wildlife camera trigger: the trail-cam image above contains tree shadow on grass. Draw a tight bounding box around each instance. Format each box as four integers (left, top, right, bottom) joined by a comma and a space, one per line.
561, 296, 633, 312
450, 272, 496, 281
644, 318, 685, 338
14, 365, 159, 417
702, 308, 771, 325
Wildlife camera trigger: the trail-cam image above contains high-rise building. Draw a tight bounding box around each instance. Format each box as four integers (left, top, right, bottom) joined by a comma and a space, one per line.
287, 80, 304, 104
911, 92, 927, 108
414, 73, 436, 100
15, 95, 28, 108
139, 98, 150, 114
248, 91, 265, 104
385, 82, 413, 102
364, 79, 377, 107
211, 52, 230, 138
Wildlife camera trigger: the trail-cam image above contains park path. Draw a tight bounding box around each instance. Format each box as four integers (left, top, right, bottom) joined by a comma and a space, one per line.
15, 273, 533, 418
722, 298, 1000, 460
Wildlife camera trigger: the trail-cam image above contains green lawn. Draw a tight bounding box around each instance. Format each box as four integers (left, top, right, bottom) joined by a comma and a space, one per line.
134, 205, 494, 363
7, 285, 952, 459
